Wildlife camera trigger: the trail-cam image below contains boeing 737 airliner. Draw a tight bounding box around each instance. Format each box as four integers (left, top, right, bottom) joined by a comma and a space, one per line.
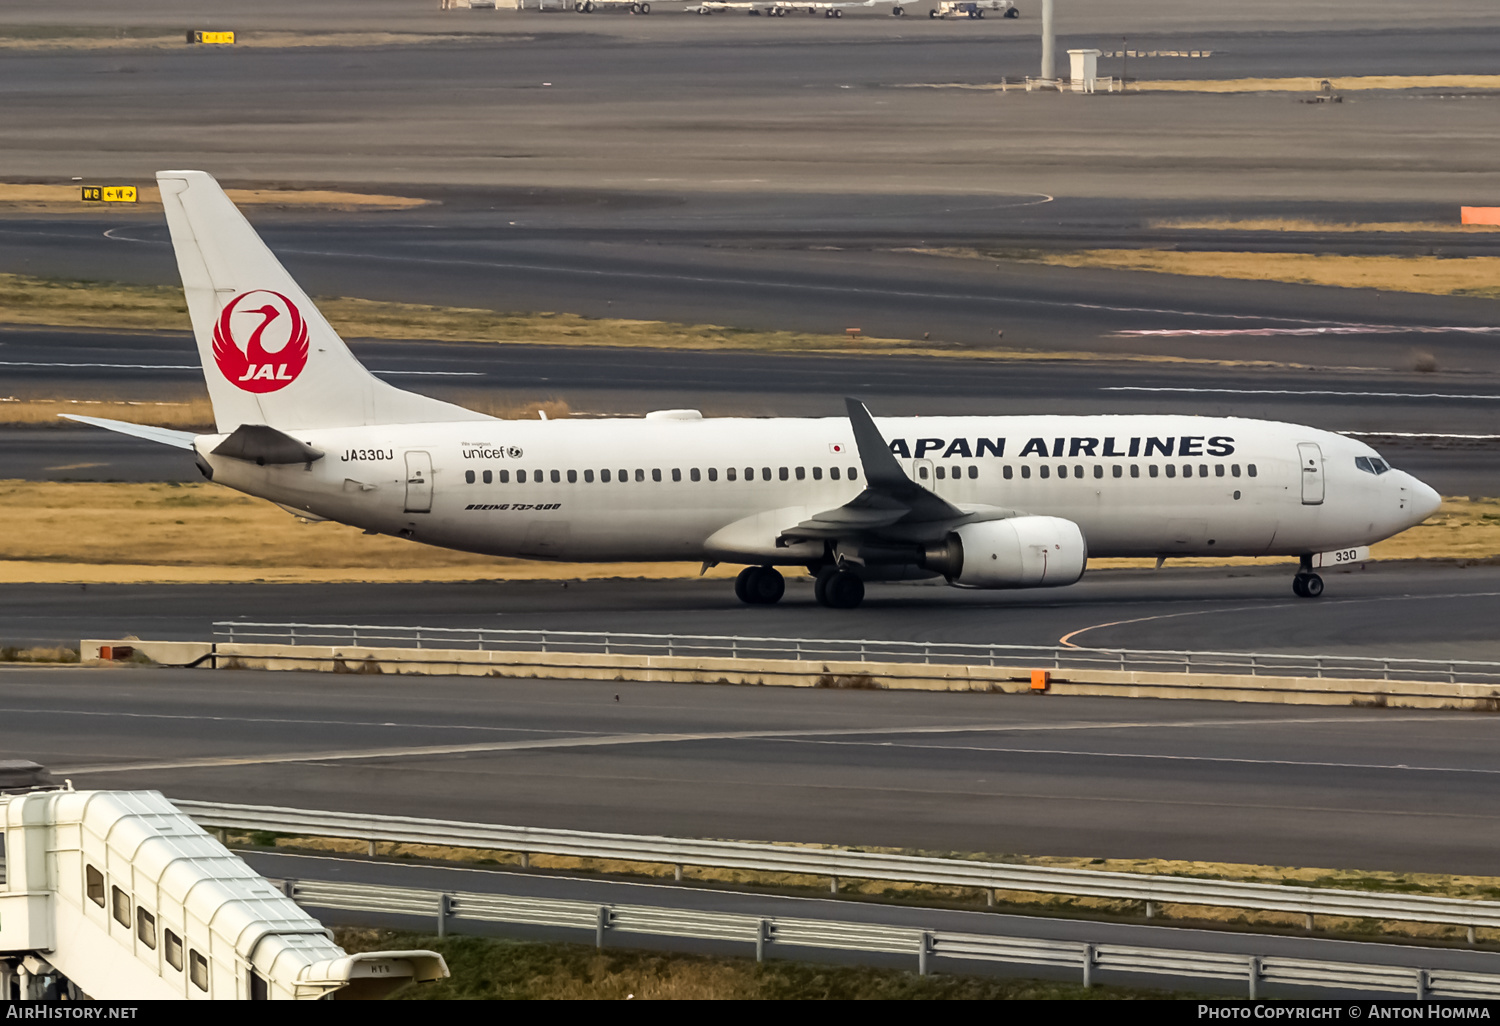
71, 171, 1441, 609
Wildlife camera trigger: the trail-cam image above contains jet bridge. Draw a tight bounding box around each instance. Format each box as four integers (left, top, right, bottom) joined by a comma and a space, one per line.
1, 779, 447, 1000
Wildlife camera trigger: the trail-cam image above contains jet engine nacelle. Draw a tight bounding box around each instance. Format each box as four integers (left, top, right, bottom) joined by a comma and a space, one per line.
921, 515, 1087, 588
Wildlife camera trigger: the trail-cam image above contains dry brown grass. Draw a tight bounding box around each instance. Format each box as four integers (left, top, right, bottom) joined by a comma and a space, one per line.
982, 248, 1500, 300
1131, 75, 1500, 93
0, 31, 494, 53
0, 483, 1479, 584
1153, 217, 1500, 235
244, 833, 1500, 944
0, 183, 427, 213
0, 272, 1327, 369
908, 75, 1500, 94
0, 396, 571, 431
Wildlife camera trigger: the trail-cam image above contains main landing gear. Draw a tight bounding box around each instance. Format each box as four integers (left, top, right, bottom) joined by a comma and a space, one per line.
735, 565, 785, 605
1292, 555, 1323, 599
814, 565, 865, 609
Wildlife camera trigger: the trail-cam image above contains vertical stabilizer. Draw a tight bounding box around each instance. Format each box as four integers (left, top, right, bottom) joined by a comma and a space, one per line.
156, 170, 489, 431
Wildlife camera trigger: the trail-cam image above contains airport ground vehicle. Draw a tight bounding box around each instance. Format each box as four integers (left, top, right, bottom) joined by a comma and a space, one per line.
929, 0, 1018, 18
71, 171, 1440, 610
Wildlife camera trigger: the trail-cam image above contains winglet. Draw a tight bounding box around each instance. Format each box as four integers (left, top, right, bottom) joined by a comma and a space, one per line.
843, 397, 909, 489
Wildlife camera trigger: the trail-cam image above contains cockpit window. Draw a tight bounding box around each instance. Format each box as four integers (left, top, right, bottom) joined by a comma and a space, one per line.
1355, 456, 1391, 475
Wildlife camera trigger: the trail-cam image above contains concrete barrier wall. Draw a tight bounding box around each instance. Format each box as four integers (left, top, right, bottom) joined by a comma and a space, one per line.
83, 638, 1500, 710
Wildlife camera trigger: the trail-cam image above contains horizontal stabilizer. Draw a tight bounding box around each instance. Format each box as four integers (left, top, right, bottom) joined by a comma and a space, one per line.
60, 414, 197, 450
212, 423, 325, 465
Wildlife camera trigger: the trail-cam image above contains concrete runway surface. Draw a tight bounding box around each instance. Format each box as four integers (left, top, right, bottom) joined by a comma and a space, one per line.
6, 663, 1500, 875
8, 561, 1500, 660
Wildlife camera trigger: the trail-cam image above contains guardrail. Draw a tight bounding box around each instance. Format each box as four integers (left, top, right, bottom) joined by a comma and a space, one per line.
273, 877, 1500, 998
213, 621, 1500, 685
175, 800, 1500, 938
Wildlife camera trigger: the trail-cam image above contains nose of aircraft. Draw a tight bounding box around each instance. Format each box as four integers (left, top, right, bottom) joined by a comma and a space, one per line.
1406, 474, 1442, 525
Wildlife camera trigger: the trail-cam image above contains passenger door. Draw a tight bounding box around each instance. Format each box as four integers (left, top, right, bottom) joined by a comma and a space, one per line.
1297, 442, 1324, 505
404, 451, 433, 513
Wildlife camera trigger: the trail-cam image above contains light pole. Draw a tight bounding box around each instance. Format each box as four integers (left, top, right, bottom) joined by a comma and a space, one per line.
1041, 0, 1055, 82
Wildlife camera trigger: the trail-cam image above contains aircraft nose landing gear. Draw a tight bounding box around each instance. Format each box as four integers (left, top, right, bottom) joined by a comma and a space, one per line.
1292, 573, 1324, 598
1292, 556, 1323, 598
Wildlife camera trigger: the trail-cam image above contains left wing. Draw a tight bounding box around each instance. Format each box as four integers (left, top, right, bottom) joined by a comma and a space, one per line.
779, 399, 1015, 544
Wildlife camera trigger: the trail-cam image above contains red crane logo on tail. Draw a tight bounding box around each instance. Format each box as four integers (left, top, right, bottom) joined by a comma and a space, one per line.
212, 290, 310, 393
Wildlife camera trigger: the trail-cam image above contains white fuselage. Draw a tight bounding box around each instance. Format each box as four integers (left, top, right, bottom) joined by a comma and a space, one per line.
197, 413, 1437, 571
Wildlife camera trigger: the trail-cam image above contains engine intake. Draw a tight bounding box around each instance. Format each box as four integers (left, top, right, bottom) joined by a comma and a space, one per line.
921, 516, 1087, 588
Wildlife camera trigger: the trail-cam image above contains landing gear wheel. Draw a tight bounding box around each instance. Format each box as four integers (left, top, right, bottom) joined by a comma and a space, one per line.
1292, 573, 1324, 599
736, 565, 785, 605
1004, 5, 1018, 14
824, 571, 864, 609
640, 1, 651, 10
893, 4, 905, 13
814, 566, 839, 607
929, 8, 937, 16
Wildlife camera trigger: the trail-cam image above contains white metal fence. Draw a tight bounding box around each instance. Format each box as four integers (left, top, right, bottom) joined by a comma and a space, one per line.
175, 800, 1500, 937
213, 622, 1500, 685
274, 877, 1500, 999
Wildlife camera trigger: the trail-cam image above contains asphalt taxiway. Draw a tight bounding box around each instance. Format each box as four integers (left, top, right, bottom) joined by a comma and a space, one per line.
6, 659, 1500, 875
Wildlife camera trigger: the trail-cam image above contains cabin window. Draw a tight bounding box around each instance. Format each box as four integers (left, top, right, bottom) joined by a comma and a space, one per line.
484, 470, 495, 484
635, 469, 645, 482
812, 467, 822, 480
600, 469, 611, 483
1247, 464, 1258, 478
968, 466, 978, 479
584, 469, 595, 483
1074, 465, 1083, 478
830, 467, 841, 480
849, 468, 859, 481
1149, 465, 1159, 478
1199, 464, 1208, 477
137, 907, 157, 949
747, 467, 756, 481
935, 466, 945, 480
1095, 465, 1104, 479
567, 469, 577, 483
779, 467, 789, 481
190, 950, 209, 992
1166, 465, 1177, 478
498, 470, 509, 484
1003, 466, 1013, 480
533, 469, 542, 482
726, 467, 737, 481
692, 468, 703, 482
1215, 464, 1225, 477
465, 470, 475, 484
672, 468, 682, 482
1039, 465, 1050, 479
953, 466, 962, 479
86, 865, 105, 907
1057, 465, 1067, 479
1182, 465, 1192, 478
707, 468, 717, 482
762, 467, 772, 481
1130, 464, 1140, 478
1020, 466, 1030, 479
917, 465, 929, 480
517, 470, 527, 484
652, 469, 662, 482
165, 930, 184, 972
795, 467, 805, 481
550, 470, 559, 484
112, 886, 131, 928
1111, 465, 1121, 479
1231, 465, 1240, 478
